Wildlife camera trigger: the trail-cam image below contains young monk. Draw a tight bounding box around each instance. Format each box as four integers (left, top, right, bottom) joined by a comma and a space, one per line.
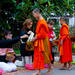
58, 17, 73, 70
32, 8, 52, 75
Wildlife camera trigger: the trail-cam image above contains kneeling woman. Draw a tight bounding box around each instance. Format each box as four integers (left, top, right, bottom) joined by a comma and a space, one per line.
0, 30, 28, 72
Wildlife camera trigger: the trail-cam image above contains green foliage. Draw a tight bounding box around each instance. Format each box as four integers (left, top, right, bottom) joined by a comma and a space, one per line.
0, 0, 74, 37
14, 49, 20, 54
72, 44, 75, 53
38, 0, 48, 4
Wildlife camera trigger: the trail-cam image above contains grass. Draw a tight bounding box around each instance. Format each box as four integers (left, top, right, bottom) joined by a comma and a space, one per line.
14, 49, 20, 54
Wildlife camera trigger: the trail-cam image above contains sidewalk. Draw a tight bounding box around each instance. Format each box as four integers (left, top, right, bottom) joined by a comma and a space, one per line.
15, 65, 75, 75
3, 62, 75, 75
2, 55, 75, 75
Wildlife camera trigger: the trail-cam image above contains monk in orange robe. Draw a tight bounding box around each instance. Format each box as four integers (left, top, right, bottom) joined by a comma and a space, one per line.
32, 8, 52, 75
58, 17, 73, 70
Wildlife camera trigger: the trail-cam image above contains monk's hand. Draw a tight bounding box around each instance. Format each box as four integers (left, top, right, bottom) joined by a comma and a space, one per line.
32, 37, 38, 42
60, 40, 63, 45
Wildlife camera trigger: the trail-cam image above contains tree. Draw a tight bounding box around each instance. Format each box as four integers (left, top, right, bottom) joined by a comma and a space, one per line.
0, 0, 74, 38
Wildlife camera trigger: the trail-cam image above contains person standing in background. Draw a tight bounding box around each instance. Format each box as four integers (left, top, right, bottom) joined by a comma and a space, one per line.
20, 19, 34, 66
47, 20, 56, 69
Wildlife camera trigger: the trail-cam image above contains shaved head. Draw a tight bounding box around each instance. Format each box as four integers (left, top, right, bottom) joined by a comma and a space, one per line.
60, 17, 68, 25
33, 8, 40, 13
60, 17, 66, 22
32, 8, 40, 18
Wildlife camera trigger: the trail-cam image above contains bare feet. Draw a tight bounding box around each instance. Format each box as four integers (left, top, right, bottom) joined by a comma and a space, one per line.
46, 68, 53, 75
67, 65, 72, 71
60, 66, 67, 70
51, 64, 54, 70
46, 70, 53, 75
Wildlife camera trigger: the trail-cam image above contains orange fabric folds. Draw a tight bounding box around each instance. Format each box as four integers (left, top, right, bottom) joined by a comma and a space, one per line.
33, 19, 52, 69
58, 24, 73, 63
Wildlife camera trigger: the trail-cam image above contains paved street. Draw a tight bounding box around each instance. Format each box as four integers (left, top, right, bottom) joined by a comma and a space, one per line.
14, 65, 75, 75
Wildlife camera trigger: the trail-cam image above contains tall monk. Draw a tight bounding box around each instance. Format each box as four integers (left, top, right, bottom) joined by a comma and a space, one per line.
58, 17, 73, 70
32, 8, 52, 75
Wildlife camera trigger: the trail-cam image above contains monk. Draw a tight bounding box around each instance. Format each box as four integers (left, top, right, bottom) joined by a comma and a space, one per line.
32, 8, 52, 75
58, 17, 73, 70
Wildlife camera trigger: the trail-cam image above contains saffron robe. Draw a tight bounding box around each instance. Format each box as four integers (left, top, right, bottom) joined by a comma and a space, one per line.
33, 19, 52, 69
58, 24, 73, 63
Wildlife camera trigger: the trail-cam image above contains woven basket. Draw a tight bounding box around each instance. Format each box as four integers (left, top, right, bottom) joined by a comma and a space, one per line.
6, 53, 15, 62
51, 40, 59, 46
25, 41, 34, 51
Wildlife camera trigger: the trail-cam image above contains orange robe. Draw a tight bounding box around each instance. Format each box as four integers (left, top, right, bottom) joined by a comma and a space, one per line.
33, 19, 52, 69
58, 24, 73, 63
